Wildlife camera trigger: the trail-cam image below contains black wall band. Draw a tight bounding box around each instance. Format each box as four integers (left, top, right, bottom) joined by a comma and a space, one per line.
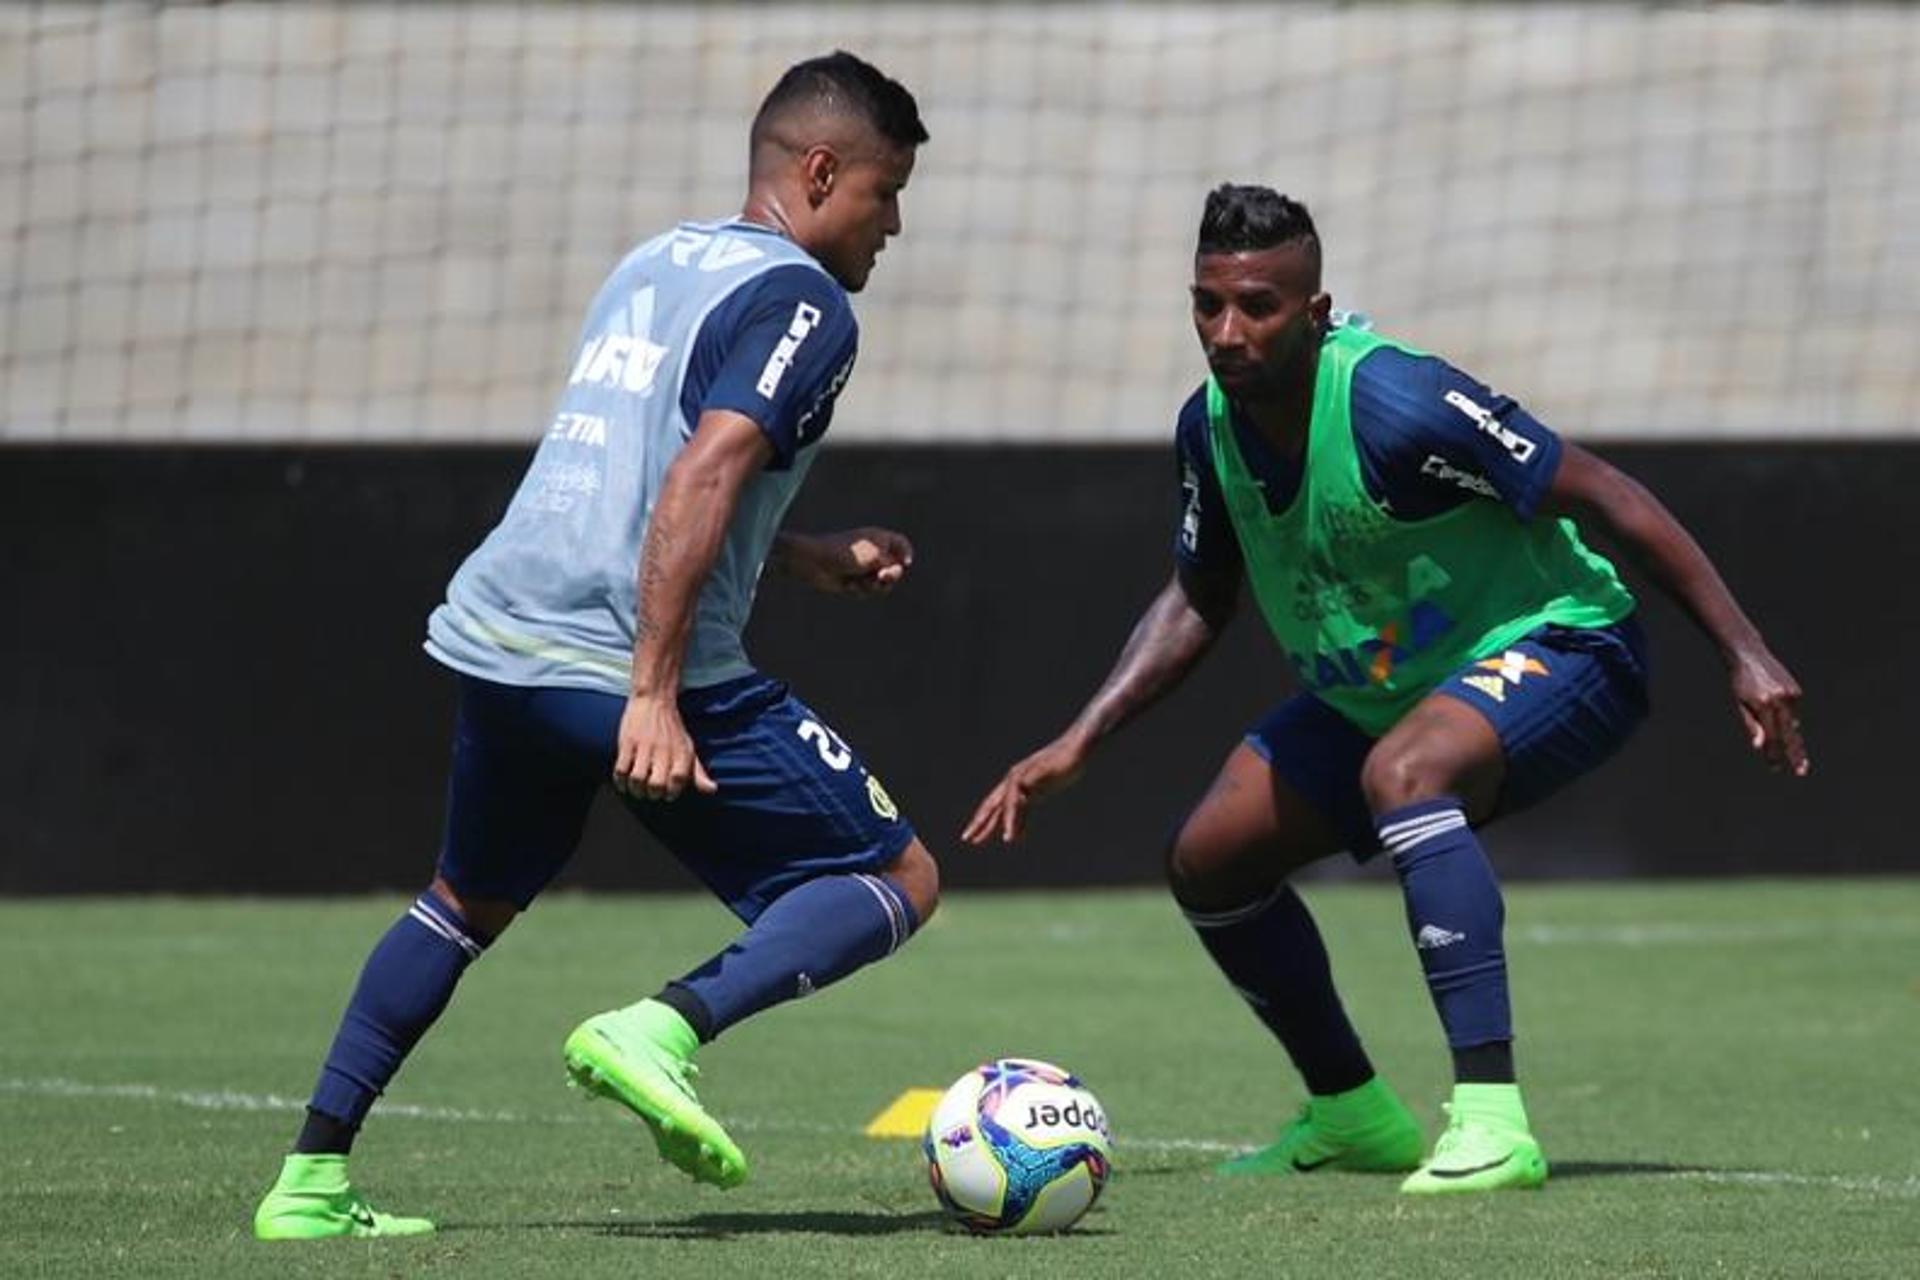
2, 442, 1905, 892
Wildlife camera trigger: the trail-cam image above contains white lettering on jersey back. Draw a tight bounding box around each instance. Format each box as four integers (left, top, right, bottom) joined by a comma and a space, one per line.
756, 301, 824, 398
794, 350, 856, 440
663, 229, 710, 266
570, 286, 669, 395
1420, 453, 1499, 498
1180, 462, 1204, 552
701, 236, 764, 272
1443, 389, 1537, 463
653, 229, 767, 272
523, 460, 602, 514
548, 412, 608, 447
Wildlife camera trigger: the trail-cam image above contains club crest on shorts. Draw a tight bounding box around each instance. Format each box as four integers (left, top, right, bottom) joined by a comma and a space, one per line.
866, 773, 899, 820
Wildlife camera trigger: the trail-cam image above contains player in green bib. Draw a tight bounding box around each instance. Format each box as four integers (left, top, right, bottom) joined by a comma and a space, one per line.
966, 185, 1808, 1193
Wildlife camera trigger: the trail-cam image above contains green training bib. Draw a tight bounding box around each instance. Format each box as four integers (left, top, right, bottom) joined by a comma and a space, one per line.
1205, 326, 1634, 735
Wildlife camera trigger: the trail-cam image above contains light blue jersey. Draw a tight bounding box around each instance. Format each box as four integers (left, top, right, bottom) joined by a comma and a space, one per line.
427, 220, 858, 693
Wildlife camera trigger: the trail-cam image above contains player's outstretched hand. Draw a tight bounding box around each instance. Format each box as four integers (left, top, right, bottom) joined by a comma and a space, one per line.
784, 528, 915, 596
613, 691, 718, 801
962, 735, 1090, 845
1729, 646, 1809, 777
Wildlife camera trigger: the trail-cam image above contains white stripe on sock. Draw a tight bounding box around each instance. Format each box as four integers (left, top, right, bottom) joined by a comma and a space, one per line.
851, 874, 904, 954
1374, 809, 1459, 840
1181, 884, 1285, 929
872, 874, 910, 948
408, 902, 482, 959
1384, 824, 1468, 857
1377, 807, 1466, 841
1380, 813, 1467, 854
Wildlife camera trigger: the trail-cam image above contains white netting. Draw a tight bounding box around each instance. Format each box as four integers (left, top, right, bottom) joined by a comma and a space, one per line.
3, 2, 1916, 442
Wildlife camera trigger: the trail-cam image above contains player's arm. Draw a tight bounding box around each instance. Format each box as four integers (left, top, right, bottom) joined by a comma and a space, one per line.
695, 265, 912, 599
1064, 560, 1241, 745
964, 396, 1242, 845
1542, 442, 1809, 776
613, 411, 773, 801
960, 563, 1239, 846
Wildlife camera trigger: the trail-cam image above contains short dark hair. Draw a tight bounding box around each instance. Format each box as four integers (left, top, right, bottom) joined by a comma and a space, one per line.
1197, 185, 1319, 262
751, 50, 929, 152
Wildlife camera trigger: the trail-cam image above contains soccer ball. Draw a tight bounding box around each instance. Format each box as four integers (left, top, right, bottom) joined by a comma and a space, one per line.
922, 1057, 1112, 1235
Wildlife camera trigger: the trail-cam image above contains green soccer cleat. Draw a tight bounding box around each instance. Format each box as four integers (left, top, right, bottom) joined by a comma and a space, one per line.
563, 998, 748, 1189
1400, 1083, 1549, 1194
1218, 1076, 1425, 1176
252, 1153, 435, 1240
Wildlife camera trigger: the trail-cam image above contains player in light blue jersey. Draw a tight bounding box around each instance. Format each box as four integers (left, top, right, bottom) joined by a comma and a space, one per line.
255, 52, 935, 1240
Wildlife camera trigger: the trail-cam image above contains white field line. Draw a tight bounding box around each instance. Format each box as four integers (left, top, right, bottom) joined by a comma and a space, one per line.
0, 1076, 537, 1124
6, 1076, 1917, 1196
1514, 918, 1920, 947
1669, 1170, 1920, 1197
0, 1076, 1217, 1150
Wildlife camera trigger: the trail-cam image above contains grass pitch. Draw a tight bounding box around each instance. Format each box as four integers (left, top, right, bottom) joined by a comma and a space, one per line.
4, 882, 1917, 1278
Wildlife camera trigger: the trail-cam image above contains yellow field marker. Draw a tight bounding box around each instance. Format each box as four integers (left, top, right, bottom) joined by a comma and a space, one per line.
863, 1087, 943, 1138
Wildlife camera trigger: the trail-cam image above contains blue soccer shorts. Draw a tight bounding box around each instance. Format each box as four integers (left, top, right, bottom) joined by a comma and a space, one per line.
435, 672, 916, 920
1246, 617, 1650, 860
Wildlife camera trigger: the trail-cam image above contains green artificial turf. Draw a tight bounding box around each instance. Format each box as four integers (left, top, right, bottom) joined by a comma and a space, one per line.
4, 882, 1917, 1277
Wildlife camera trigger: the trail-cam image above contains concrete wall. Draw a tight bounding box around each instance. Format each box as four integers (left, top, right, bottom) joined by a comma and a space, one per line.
5, 2, 1917, 443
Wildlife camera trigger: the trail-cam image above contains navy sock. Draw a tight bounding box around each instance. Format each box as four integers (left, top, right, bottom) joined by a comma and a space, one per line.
674, 872, 917, 1040
1377, 798, 1514, 1080
299, 891, 490, 1152
1181, 885, 1375, 1096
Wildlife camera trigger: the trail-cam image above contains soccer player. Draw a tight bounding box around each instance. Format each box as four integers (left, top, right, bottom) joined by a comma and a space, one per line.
964, 186, 1808, 1194
254, 52, 936, 1239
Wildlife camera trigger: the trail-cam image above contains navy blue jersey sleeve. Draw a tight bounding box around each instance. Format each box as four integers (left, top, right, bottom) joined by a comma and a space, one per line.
683, 264, 858, 470
1349, 345, 1563, 521
1173, 387, 1244, 577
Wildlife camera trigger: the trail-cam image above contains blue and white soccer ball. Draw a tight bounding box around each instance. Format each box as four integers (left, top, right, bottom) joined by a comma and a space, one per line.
922, 1057, 1113, 1235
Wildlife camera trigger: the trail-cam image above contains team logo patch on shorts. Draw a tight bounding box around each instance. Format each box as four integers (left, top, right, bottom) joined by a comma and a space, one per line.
866, 774, 900, 821
1462, 650, 1551, 703
1462, 674, 1507, 702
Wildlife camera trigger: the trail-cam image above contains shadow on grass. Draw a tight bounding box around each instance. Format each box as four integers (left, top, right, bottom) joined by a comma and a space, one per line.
503, 1209, 1121, 1239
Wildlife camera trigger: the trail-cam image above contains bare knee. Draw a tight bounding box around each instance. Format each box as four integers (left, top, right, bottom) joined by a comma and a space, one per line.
1361, 697, 1506, 817
883, 840, 940, 927
429, 875, 520, 941
1165, 820, 1276, 914
1358, 741, 1453, 815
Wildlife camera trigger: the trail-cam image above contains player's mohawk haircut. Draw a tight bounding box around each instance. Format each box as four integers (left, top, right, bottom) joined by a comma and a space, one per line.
1197, 185, 1320, 262
752, 50, 930, 152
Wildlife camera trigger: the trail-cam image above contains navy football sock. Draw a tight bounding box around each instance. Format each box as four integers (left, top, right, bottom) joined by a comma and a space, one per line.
1377, 798, 1515, 1080
1181, 885, 1376, 1096
674, 872, 917, 1040
299, 891, 490, 1152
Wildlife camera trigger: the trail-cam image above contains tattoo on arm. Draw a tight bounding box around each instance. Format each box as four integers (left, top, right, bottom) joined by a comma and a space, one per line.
629, 412, 770, 696
1069, 571, 1233, 746
634, 518, 674, 647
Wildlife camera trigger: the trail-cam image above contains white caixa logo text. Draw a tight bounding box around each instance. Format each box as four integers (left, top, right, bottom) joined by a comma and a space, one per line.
1444, 389, 1536, 463
756, 301, 823, 398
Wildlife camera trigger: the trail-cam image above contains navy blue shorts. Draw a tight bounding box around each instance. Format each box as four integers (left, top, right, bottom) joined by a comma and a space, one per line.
1246, 618, 1650, 859
436, 672, 917, 920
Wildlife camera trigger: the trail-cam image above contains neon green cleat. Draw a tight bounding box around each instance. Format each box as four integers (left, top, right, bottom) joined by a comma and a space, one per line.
1218, 1076, 1424, 1176
1400, 1083, 1549, 1194
252, 1153, 435, 1240
563, 998, 748, 1189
